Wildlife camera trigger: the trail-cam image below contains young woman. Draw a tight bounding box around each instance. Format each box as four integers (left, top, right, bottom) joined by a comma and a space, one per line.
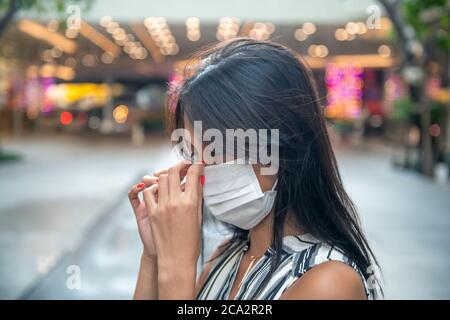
130, 38, 381, 300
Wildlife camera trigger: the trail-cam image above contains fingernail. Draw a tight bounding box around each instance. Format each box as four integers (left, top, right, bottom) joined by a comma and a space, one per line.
200, 175, 205, 185
137, 183, 145, 188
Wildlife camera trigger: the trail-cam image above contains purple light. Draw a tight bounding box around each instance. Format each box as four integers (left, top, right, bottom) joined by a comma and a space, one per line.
325, 63, 363, 119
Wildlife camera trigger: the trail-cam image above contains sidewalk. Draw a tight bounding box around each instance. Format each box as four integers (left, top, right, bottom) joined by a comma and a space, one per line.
0, 134, 172, 299
336, 146, 450, 299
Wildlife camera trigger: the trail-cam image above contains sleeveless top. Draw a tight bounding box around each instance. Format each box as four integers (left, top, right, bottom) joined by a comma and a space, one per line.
196, 233, 379, 300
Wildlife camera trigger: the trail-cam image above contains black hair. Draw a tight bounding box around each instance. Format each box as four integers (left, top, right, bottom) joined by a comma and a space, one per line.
167, 37, 381, 298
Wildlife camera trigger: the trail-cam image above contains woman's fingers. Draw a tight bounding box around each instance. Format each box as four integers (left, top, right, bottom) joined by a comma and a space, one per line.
153, 168, 168, 177
168, 161, 191, 197
146, 162, 203, 214
143, 184, 158, 213
129, 175, 158, 211
141, 175, 158, 186
185, 162, 204, 198
154, 164, 190, 180
157, 173, 169, 204
128, 183, 145, 210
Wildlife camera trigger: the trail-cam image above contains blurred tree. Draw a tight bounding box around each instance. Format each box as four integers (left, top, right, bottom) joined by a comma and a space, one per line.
0, 0, 93, 37
391, 97, 414, 122
379, 0, 450, 176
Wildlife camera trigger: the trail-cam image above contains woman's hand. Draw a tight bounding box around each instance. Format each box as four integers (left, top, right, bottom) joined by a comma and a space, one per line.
128, 164, 190, 259
143, 160, 204, 299
128, 177, 159, 259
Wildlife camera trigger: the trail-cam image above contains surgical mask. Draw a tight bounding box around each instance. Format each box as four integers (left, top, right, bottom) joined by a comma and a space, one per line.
203, 160, 277, 230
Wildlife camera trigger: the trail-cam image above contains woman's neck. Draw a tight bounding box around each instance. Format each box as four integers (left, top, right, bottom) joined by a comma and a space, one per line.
246, 210, 303, 258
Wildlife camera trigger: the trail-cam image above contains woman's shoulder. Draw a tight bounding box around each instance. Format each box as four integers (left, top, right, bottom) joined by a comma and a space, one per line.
281, 259, 368, 299
283, 234, 359, 276
282, 234, 378, 299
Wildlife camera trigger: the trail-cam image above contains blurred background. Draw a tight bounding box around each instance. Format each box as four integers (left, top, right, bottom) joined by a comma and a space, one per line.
0, 0, 449, 299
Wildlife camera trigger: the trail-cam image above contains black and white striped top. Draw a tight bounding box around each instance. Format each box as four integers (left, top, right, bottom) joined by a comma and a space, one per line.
196, 233, 379, 300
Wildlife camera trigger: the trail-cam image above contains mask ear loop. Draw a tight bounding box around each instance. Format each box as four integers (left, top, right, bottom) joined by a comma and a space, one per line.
271, 178, 278, 191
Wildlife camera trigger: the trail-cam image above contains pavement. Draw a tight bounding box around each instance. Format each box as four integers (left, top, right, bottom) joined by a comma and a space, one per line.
0, 134, 449, 299
0, 133, 172, 299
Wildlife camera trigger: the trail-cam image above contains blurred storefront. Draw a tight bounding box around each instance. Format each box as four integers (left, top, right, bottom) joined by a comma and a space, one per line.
0, 16, 399, 136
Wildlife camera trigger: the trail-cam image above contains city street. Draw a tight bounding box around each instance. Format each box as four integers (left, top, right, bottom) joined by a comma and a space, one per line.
0, 135, 449, 299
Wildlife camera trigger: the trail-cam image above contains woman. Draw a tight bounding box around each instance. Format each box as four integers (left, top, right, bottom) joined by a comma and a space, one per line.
130, 38, 381, 300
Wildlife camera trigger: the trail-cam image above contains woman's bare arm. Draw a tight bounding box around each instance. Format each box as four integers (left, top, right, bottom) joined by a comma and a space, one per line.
280, 261, 367, 300
133, 253, 158, 300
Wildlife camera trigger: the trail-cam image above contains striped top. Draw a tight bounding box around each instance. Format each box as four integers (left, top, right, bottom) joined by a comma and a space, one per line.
196, 233, 379, 300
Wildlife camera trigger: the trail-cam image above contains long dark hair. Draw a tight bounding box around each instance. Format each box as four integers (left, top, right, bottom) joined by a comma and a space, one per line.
168, 38, 381, 297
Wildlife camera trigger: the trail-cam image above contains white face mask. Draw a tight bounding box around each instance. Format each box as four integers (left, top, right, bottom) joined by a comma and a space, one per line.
203, 160, 277, 230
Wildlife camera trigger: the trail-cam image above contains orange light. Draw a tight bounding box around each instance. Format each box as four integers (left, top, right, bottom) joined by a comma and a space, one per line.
113, 105, 129, 123
18, 19, 77, 54
60, 111, 73, 125
79, 20, 121, 58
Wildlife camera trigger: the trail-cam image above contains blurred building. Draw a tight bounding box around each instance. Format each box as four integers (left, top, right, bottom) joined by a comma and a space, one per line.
0, 0, 405, 141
